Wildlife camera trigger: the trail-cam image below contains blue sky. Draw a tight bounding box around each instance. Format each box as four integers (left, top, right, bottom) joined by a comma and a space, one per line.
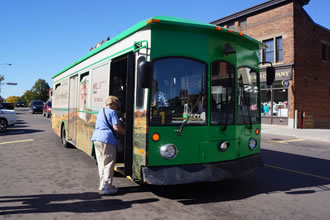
1, 0, 329, 99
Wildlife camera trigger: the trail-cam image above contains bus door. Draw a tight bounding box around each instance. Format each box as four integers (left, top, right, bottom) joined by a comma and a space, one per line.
110, 53, 135, 176
68, 75, 78, 145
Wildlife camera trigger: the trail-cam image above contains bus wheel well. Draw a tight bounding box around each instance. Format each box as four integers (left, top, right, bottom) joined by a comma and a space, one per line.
60, 122, 65, 138
60, 122, 69, 148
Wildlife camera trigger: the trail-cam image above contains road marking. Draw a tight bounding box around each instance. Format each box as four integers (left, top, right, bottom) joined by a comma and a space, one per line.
0, 139, 34, 145
265, 164, 330, 181
268, 138, 304, 144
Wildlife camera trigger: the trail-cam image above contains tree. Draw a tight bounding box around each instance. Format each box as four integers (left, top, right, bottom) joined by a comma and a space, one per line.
6, 96, 20, 105
31, 79, 50, 102
22, 90, 37, 106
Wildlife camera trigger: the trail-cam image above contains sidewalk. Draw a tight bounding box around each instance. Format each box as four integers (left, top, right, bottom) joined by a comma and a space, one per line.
261, 124, 330, 144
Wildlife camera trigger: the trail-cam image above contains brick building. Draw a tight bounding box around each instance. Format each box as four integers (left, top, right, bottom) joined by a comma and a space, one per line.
211, 0, 330, 128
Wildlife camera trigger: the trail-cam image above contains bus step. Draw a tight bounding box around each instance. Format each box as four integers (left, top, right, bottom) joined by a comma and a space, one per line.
114, 163, 125, 175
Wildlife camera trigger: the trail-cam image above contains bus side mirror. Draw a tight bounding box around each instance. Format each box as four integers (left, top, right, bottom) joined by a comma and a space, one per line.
266, 66, 275, 86
138, 61, 153, 88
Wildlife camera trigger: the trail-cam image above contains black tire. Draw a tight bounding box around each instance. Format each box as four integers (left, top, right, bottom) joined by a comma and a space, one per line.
61, 126, 69, 148
0, 118, 7, 133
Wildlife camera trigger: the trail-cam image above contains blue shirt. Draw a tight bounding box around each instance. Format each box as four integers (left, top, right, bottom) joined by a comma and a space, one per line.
91, 108, 120, 145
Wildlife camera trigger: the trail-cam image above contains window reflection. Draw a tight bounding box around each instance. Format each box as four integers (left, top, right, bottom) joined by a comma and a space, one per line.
261, 81, 288, 118
237, 67, 260, 124
210, 61, 235, 125
150, 58, 207, 125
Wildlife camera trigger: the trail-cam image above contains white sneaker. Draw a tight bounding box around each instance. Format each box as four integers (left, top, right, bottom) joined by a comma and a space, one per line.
104, 186, 118, 195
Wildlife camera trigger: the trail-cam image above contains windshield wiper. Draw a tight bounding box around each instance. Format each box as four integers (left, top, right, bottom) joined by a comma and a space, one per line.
176, 91, 204, 135
176, 114, 191, 135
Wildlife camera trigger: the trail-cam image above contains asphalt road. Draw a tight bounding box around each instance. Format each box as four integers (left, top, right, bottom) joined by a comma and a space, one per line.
0, 109, 329, 220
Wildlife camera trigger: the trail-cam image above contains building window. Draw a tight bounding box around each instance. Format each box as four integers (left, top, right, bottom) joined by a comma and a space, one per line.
322, 44, 327, 61
227, 22, 235, 29
238, 18, 247, 27
263, 39, 274, 63
276, 37, 283, 62
261, 81, 288, 118
328, 45, 330, 62
262, 37, 283, 64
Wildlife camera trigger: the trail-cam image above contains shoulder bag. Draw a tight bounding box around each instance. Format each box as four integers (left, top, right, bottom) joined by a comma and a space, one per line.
103, 108, 118, 139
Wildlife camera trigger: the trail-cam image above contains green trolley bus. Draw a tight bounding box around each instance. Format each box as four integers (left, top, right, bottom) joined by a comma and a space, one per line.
52, 16, 274, 185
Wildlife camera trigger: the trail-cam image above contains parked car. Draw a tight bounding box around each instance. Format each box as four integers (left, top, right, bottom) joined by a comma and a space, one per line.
0, 102, 14, 110
43, 100, 52, 118
16, 101, 25, 107
0, 103, 17, 132
29, 100, 44, 114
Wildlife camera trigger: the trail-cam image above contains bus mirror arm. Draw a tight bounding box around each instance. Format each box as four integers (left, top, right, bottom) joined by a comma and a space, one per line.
259, 62, 275, 86
138, 61, 153, 88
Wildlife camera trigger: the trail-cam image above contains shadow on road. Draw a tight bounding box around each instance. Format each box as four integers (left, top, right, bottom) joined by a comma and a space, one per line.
1, 149, 329, 215
143, 149, 330, 205
0, 192, 158, 215
0, 128, 44, 136
14, 119, 27, 125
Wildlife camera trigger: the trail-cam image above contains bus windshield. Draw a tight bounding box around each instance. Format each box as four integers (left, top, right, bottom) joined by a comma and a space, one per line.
150, 58, 207, 125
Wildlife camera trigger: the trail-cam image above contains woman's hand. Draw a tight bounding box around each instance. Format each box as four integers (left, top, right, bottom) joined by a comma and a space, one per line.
113, 124, 126, 135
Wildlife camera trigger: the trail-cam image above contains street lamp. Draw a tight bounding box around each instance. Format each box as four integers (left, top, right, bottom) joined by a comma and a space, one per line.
0, 82, 18, 102
0, 64, 14, 101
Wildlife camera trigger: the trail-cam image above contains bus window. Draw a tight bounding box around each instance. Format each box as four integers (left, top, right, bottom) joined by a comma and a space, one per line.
210, 61, 235, 125
150, 57, 207, 125
61, 79, 69, 106
80, 73, 90, 109
91, 64, 110, 108
237, 67, 260, 124
54, 83, 61, 106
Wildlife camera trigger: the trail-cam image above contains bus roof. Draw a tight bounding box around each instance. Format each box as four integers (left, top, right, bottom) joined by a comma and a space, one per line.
52, 16, 265, 79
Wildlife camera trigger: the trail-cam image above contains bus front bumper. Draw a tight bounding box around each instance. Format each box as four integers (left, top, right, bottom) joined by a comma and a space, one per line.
142, 154, 263, 185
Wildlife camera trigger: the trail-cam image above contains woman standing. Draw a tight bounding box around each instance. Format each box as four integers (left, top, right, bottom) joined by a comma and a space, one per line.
91, 96, 126, 195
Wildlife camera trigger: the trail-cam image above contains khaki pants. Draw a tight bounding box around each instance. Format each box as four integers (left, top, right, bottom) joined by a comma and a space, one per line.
94, 141, 117, 189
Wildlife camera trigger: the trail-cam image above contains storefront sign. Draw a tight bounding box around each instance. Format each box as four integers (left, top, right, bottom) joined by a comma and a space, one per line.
260, 65, 292, 82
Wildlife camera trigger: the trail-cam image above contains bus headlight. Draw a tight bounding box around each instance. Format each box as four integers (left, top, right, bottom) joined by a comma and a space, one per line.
160, 144, 178, 160
219, 142, 230, 152
248, 138, 257, 150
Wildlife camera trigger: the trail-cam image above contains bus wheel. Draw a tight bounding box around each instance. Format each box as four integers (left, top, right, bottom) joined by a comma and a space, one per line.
61, 126, 69, 148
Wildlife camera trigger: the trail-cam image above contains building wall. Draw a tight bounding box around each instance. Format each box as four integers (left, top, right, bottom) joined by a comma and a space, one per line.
212, 0, 330, 128
219, 2, 296, 125
240, 2, 296, 122
294, 4, 330, 128
234, 3, 294, 64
